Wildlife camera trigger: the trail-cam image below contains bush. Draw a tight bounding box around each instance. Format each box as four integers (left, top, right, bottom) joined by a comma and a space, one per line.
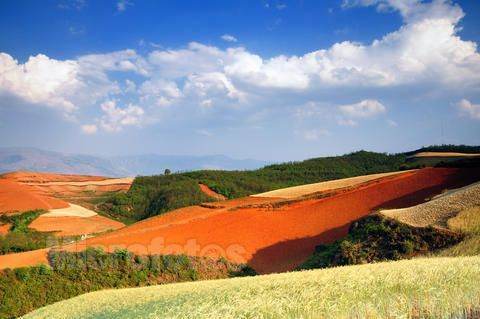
0, 250, 254, 318
298, 214, 463, 270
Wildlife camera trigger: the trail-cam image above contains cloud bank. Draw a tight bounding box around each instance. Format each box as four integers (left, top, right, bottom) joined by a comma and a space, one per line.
0, 0, 479, 133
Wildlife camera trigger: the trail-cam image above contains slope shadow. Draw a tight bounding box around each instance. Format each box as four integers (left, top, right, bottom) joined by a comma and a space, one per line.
249, 168, 480, 274
248, 223, 349, 274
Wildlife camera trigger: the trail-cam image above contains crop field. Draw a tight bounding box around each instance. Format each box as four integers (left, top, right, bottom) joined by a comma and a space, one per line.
412, 152, 480, 158
437, 206, 480, 257
24, 255, 480, 319
381, 182, 480, 227
252, 170, 410, 199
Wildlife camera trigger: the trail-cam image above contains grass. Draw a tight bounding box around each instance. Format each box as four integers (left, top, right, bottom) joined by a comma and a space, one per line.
24, 255, 480, 319
0, 248, 254, 318
438, 206, 480, 257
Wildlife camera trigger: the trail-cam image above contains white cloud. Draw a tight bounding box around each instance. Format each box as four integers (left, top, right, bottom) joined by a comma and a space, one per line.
276, 4, 287, 10
81, 124, 98, 134
125, 79, 136, 93
117, 0, 133, 12
99, 100, 144, 132
183, 72, 245, 104
1, 0, 479, 134
339, 99, 386, 118
78, 49, 148, 76
0, 53, 81, 112
221, 34, 238, 43
148, 42, 225, 78
298, 129, 330, 141
342, 0, 464, 24
457, 99, 480, 120
139, 78, 181, 107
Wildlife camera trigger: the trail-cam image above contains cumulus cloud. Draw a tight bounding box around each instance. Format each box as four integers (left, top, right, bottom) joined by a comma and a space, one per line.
139, 78, 182, 107
1, 0, 479, 135
336, 99, 386, 126
81, 124, 98, 134
78, 49, 148, 76
99, 100, 144, 132
221, 34, 238, 42
339, 99, 386, 118
0, 53, 81, 112
457, 99, 480, 120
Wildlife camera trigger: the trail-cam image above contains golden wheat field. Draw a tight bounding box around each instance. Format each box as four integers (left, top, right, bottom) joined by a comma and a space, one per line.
252, 170, 410, 199
381, 182, 480, 228
24, 255, 480, 319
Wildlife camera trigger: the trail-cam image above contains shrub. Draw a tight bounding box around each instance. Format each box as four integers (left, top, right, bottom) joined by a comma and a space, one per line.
0, 250, 254, 318
298, 214, 463, 270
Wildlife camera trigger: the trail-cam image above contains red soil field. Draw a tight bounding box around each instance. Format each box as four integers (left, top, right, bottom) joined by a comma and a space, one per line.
0, 179, 68, 214
0, 249, 50, 270
1, 167, 479, 273
2, 171, 109, 183
2, 171, 132, 200
29, 215, 125, 236
0, 171, 129, 237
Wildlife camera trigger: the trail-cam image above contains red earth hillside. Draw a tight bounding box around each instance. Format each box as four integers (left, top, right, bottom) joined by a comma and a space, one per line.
0, 179, 68, 214
1, 167, 479, 273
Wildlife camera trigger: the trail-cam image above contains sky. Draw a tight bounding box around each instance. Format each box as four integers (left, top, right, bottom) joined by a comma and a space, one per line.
0, 0, 479, 162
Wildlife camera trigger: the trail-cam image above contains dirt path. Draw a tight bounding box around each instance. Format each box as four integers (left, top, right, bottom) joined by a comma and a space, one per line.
199, 183, 227, 201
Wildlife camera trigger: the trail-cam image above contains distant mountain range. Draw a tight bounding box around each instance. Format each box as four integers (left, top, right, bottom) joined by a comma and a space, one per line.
0, 147, 267, 177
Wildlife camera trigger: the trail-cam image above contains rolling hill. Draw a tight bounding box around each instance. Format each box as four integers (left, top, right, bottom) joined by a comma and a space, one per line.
23, 255, 480, 319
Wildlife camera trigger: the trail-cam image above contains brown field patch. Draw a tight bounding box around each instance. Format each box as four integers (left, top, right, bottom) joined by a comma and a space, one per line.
0, 179, 68, 214
29, 215, 125, 237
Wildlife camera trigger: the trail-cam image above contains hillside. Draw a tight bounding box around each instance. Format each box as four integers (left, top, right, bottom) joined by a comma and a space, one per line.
23, 255, 480, 319
4, 167, 478, 274
105, 151, 407, 221
0, 249, 253, 318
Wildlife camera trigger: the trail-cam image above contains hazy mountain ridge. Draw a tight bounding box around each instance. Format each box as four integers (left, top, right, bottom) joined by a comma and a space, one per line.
0, 147, 266, 177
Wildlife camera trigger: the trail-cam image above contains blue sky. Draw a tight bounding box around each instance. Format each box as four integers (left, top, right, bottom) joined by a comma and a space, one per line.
0, 0, 479, 161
